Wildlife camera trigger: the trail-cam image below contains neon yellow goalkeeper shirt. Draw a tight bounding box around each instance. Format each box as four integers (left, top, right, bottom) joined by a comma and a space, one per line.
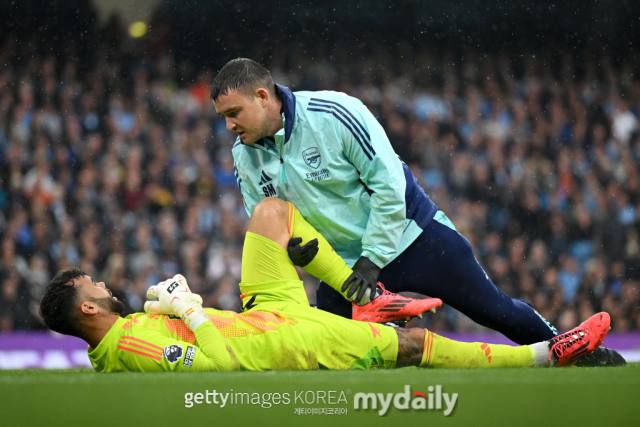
88, 299, 398, 373
88, 308, 317, 372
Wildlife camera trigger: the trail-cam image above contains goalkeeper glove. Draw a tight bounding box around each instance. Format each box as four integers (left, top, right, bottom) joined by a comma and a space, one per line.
287, 237, 319, 267
341, 256, 381, 305
144, 274, 209, 330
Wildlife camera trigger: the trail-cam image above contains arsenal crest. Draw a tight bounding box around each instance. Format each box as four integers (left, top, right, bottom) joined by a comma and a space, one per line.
303, 147, 321, 169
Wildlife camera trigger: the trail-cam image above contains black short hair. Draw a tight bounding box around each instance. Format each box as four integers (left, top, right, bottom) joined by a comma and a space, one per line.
40, 267, 86, 338
210, 58, 275, 102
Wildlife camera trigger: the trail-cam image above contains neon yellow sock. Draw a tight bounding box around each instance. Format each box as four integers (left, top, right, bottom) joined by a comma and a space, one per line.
287, 202, 353, 297
420, 330, 534, 368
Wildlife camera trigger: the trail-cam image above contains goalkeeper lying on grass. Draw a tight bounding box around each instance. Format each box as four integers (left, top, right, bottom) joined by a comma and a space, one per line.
40, 197, 610, 372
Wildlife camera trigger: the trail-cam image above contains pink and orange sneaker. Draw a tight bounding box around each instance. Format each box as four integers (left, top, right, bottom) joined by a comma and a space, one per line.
549, 312, 611, 367
352, 282, 442, 324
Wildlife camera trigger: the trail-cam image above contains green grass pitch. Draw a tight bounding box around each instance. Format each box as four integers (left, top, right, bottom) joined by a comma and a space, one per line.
1, 365, 639, 427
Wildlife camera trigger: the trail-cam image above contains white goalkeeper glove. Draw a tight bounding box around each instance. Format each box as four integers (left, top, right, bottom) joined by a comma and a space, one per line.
144, 274, 209, 330
144, 274, 203, 313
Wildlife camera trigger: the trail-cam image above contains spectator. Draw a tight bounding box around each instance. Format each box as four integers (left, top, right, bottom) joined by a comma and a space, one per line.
0, 10, 639, 334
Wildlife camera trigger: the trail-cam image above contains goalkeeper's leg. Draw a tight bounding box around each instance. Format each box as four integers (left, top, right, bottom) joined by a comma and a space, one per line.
396, 328, 534, 368
246, 197, 352, 295
397, 311, 610, 369
241, 196, 349, 308
247, 198, 441, 323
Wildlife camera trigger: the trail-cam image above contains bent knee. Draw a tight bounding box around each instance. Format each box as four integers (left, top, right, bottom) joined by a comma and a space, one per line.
252, 197, 289, 220
248, 197, 291, 239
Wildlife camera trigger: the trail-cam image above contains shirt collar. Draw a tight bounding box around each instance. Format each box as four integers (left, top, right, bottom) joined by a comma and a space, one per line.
87, 316, 128, 371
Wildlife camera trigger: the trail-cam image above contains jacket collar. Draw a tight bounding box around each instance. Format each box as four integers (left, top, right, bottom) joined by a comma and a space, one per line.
275, 84, 296, 144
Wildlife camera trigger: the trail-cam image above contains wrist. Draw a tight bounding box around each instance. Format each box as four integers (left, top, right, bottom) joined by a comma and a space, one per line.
174, 300, 210, 331
359, 253, 385, 270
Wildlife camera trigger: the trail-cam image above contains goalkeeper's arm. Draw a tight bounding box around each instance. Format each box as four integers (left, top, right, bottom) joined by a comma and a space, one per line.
118, 326, 238, 372
122, 275, 240, 372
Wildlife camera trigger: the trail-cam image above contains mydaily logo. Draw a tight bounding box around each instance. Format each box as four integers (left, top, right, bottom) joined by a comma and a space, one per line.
354, 385, 458, 416
182, 385, 458, 416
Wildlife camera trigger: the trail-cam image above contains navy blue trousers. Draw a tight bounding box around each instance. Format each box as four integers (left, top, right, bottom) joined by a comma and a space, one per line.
316, 218, 558, 345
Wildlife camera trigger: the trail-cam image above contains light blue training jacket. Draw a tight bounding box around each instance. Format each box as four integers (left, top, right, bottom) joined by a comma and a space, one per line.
232, 84, 438, 268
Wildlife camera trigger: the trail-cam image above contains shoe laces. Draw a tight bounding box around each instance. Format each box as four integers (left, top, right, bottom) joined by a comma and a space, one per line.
374, 283, 392, 299
549, 328, 587, 359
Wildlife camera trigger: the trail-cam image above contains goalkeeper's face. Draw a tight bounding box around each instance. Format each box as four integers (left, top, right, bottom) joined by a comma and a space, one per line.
77, 275, 125, 316
213, 88, 274, 145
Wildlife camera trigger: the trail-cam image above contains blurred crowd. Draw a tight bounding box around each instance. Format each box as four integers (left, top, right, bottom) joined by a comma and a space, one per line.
1, 12, 639, 335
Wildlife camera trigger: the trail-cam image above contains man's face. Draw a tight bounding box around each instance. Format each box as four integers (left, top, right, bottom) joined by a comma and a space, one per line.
213, 89, 271, 145
75, 275, 125, 315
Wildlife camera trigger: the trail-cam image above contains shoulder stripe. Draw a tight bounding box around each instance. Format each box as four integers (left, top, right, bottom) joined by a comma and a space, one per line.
308, 107, 373, 161
309, 98, 371, 140
308, 100, 376, 157
118, 340, 163, 356
120, 336, 164, 351
308, 102, 370, 148
309, 98, 376, 157
233, 166, 242, 188
117, 345, 162, 361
